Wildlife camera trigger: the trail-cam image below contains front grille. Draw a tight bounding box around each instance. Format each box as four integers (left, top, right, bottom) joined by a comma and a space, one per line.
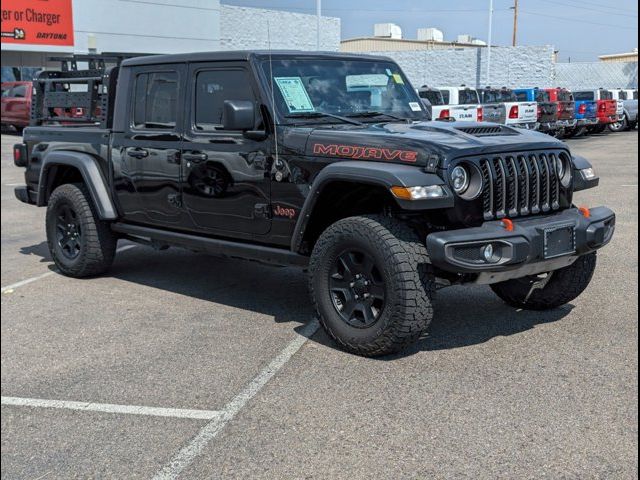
479, 152, 567, 221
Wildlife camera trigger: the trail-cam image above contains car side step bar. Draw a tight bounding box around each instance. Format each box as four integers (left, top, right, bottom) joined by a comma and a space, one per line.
111, 223, 309, 268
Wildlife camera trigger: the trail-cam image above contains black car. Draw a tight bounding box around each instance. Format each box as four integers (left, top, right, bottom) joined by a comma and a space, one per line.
13, 51, 615, 357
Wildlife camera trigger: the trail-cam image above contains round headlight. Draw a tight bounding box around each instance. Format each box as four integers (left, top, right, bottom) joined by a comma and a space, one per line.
557, 155, 572, 187
451, 165, 470, 194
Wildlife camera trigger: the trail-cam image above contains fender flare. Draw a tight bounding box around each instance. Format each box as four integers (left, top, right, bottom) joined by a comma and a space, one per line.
572, 154, 599, 192
290, 160, 453, 252
38, 151, 118, 220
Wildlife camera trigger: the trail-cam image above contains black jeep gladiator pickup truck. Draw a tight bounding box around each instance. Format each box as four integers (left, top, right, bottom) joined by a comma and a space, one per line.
13, 51, 615, 357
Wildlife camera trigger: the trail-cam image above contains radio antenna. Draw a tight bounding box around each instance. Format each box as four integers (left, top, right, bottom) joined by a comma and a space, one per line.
267, 21, 279, 165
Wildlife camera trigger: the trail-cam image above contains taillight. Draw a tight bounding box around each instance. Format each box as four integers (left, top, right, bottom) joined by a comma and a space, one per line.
579, 104, 587, 114
509, 105, 519, 119
599, 102, 606, 112
537, 105, 542, 116
477, 107, 483, 122
13, 143, 27, 167
439, 109, 450, 119
557, 103, 563, 114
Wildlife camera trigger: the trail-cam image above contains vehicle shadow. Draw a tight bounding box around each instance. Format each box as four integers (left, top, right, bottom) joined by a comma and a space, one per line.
19, 241, 573, 356
19, 241, 52, 263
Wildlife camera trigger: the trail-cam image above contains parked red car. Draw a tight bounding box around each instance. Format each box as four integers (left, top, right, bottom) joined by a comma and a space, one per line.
1, 81, 32, 131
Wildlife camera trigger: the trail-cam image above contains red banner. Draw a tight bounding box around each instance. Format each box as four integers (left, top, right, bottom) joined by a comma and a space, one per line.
1, 0, 74, 46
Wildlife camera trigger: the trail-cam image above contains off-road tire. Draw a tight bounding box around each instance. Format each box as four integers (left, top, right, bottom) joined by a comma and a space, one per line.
309, 215, 433, 357
490, 253, 597, 311
46, 183, 117, 277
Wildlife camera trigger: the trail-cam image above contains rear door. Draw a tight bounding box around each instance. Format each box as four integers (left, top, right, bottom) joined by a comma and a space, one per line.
111, 64, 188, 228
179, 62, 271, 236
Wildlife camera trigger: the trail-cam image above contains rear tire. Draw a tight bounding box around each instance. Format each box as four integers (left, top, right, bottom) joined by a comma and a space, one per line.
490, 253, 597, 310
309, 215, 433, 357
608, 115, 628, 132
46, 183, 117, 278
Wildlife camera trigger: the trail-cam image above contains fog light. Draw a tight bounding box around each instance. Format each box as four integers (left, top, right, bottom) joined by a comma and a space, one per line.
482, 243, 501, 263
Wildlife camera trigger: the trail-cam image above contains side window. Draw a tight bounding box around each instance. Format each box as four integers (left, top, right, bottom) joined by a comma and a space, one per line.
515, 92, 527, 101
440, 90, 450, 104
194, 69, 254, 131
133, 71, 179, 129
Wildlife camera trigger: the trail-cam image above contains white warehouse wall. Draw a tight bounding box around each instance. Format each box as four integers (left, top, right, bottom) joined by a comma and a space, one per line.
73, 0, 221, 54
221, 5, 340, 51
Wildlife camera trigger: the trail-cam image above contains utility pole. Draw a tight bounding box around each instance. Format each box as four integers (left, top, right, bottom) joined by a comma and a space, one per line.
316, 0, 322, 51
487, 0, 493, 86
512, 0, 519, 47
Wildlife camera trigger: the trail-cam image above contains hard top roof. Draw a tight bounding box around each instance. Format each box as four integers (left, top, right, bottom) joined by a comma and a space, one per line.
121, 50, 394, 67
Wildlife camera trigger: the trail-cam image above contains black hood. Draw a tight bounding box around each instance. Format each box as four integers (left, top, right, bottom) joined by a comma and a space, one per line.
293, 121, 568, 170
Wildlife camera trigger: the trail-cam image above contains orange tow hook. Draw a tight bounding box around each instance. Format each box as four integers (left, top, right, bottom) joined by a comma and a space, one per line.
501, 218, 514, 232
578, 206, 591, 218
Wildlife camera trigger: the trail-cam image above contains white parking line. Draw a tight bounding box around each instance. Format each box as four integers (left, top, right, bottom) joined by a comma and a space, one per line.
152, 319, 320, 480
621, 184, 638, 187
1, 244, 137, 293
0, 396, 222, 420
4, 183, 23, 187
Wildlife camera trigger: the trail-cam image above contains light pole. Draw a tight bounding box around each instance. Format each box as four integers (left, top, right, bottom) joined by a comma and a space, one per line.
487, 0, 493, 86
512, 0, 519, 46
317, 0, 322, 50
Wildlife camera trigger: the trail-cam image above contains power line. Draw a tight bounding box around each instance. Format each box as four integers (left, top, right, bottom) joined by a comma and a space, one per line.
535, 0, 638, 18
519, 10, 638, 30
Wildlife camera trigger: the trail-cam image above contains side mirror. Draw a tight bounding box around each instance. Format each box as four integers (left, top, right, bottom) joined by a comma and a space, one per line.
222, 100, 255, 131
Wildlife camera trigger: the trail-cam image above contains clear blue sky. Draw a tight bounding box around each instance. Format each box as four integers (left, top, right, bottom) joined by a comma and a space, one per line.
222, 0, 638, 61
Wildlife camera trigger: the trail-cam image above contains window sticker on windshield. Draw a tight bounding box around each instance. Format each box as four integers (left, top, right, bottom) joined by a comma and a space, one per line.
409, 101, 422, 112
392, 74, 404, 85
274, 77, 315, 113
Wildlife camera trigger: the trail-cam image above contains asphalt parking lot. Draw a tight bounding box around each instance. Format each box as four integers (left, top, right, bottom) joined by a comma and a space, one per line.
1, 130, 637, 479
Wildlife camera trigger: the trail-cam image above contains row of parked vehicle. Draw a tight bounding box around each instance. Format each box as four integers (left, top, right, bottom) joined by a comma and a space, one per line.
418, 85, 639, 137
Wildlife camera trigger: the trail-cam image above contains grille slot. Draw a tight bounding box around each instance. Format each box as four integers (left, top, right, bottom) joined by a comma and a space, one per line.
479, 151, 564, 220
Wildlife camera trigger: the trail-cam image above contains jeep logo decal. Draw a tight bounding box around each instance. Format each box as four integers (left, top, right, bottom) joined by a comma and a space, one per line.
312, 143, 418, 163
273, 205, 296, 219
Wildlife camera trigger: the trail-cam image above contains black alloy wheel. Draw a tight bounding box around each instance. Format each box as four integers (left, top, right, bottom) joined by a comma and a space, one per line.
55, 202, 82, 260
329, 249, 386, 328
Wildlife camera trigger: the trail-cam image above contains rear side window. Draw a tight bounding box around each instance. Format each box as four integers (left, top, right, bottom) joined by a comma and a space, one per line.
535, 91, 550, 102
600, 90, 613, 100
558, 91, 573, 102
133, 71, 179, 129
618, 91, 628, 100
440, 90, 450, 104
194, 69, 254, 131
459, 90, 479, 104
574, 91, 594, 101
515, 92, 528, 101
635, 91, 639, 100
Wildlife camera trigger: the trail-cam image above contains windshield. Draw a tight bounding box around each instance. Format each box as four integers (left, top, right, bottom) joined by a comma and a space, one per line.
558, 90, 573, 102
574, 91, 594, 101
459, 89, 480, 104
535, 91, 550, 102
260, 58, 427, 123
480, 89, 516, 103
418, 89, 444, 105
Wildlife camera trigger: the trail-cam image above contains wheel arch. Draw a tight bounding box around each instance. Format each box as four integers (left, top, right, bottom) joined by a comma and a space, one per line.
37, 151, 118, 220
290, 161, 452, 253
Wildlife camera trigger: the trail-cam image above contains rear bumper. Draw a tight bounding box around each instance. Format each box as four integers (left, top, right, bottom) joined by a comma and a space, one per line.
426, 207, 615, 284
557, 119, 577, 128
597, 115, 617, 124
576, 118, 598, 126
538, 122, 557, 132
14, 186, 37, 205
510, 122, 538, 130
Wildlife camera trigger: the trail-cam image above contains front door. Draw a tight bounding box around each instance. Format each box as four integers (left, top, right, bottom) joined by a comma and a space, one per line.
180, 62, 271, 236
111, 64, 188, 228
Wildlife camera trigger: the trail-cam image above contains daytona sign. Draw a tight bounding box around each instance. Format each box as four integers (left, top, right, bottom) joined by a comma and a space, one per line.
1, 0, 74, 46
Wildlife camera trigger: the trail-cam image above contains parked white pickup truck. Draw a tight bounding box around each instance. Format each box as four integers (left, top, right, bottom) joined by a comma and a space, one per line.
477, 87, 537, 130
432, 86, 483, 122
608, 88, 638, 132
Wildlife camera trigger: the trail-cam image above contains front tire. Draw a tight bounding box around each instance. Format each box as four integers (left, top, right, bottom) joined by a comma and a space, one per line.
309, 215, 433, 357
491, 253, 597, 310
46, 183, 117, 278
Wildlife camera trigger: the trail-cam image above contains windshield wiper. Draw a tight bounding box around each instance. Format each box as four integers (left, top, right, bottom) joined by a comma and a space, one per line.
284, 112, 363, 126
345, 111, 412, 123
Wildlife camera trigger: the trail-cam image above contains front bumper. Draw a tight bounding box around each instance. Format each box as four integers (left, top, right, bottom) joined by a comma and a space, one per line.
14, 186, 37, 204
426, 207, 615, 284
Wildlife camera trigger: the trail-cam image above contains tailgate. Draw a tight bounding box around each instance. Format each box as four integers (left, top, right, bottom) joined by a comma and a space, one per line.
538, 102, 557, 123
557, 101, 575, 120
481, 104, 506, 124
518, 102, 537, 122
449, 105, 479, 121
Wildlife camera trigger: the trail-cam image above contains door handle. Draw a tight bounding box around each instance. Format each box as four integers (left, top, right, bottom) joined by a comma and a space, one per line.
126, 147, 149, 159
183, 152, 208, 163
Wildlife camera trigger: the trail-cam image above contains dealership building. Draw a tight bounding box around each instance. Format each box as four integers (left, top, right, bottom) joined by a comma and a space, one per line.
1, 0, 340, 82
